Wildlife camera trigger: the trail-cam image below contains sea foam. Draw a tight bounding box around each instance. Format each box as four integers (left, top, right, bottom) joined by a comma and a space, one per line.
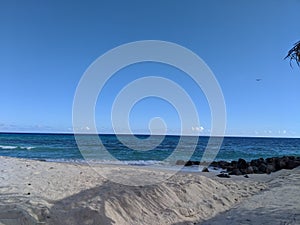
0, 145, 35, 150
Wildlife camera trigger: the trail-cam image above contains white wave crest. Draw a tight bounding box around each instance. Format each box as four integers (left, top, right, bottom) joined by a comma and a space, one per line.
0, 145, 35, 150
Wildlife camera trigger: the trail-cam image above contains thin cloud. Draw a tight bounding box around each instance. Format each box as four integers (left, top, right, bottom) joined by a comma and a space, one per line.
191, 126, 204, 132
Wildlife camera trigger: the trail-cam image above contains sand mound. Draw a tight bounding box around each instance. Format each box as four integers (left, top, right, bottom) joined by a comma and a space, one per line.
0, 157, 266, 225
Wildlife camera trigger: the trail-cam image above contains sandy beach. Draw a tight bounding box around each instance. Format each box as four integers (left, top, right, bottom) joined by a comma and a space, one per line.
2, 0, 300, 224
0, 156, 298, 225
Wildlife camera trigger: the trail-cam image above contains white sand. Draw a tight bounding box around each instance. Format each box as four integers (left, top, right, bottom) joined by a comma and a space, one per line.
0, 156, 297, 225
198, 166, 300, 225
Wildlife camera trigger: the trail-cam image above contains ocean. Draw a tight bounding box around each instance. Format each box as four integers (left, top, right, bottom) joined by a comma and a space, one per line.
0, 133, 299, 169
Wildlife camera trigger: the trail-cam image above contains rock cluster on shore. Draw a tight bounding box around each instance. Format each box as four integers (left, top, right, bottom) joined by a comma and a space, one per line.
176, 156, 300, 175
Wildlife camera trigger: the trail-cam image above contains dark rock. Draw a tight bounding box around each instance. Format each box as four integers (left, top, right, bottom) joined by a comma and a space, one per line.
251, 158, 264, 166
177, 156, 300, 175
286, 159, 300, 169
250, 159, 258, 167
226, 166, 235, 172
266, 164, 275, 174
217, 173, 231, 178
252, 166, 259, 173
210, 161, 219, 167
230, 161, 238, 169
178, 160, 201, 166
266, 157, 274, 164
288, 156, 295, 160
273, 158, 281, 171
244, 174, 249, 178
279, 157, 289, 169
237, 158, 248, 170
218, 161, 231, 169
193, 161, 200, 166
202, 167, 209, 172
258, 163, 267, 173
176, 160, 210, 167
185, 161, 193, 166
245, 166, 254, 174
229, 168, 243, 176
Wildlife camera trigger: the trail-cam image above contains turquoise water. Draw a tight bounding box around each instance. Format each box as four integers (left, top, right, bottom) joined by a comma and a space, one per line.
0, 133, 299, 165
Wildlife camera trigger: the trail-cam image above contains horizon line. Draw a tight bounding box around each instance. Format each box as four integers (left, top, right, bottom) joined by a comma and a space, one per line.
0, 131, 299, 139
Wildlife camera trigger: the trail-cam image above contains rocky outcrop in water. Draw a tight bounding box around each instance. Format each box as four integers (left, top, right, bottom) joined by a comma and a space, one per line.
176, 156, 300, 175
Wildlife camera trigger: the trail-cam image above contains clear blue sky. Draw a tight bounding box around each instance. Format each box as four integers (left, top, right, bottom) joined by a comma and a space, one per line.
1, 0, 300, 137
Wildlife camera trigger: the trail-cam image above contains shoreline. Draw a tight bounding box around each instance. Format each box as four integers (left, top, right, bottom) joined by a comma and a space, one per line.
2, 154, 299, 176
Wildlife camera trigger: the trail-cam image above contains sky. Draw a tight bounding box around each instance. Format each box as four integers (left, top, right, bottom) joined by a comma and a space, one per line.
1, 0, 300, 137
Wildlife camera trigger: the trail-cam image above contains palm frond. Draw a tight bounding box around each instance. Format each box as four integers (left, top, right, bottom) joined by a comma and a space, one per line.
285, 41, 300, 67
